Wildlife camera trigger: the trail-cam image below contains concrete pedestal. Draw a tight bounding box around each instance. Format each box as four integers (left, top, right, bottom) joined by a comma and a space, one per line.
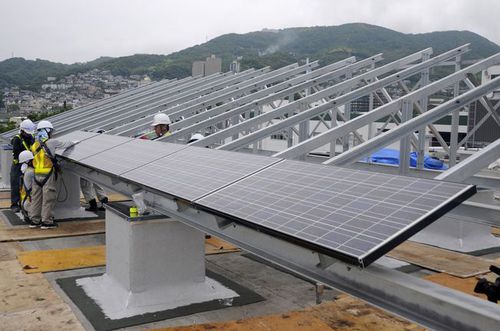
0, 145, 13, 190
77, 204, 237, 320
412, 216, 500, 253
53, 170, 97, 219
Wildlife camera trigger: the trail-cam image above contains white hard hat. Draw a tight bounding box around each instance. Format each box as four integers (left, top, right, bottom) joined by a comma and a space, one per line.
37, 120, 54, 131
18, 150, 34, 164
151, 113, 171, 126
188, 133, 204, 143
20, 119, 35, 134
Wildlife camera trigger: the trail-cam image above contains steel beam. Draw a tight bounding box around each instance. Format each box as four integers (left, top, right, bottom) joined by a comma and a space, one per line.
61, 160, 500, 331
163, 56, 382, 144
435, 138, 500, 182
0, 77, 181, 140
109, 62, 318, 137
80, 68, 270, 133
324, 76, 500, 166
52, 74, 220, 130
275, 51, 500, 160
218, 45, 469, 152
191, 47, 439, 148
56, 68, 268, 135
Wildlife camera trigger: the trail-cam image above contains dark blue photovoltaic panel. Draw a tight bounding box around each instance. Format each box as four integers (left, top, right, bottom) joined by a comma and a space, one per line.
121, 146, 281, 201
80, 139, 187, 175
196, 160, 475, 266
58, 133, 133, 161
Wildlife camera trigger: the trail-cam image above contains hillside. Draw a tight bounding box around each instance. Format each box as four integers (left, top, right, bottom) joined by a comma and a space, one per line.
1, 23, 499, 90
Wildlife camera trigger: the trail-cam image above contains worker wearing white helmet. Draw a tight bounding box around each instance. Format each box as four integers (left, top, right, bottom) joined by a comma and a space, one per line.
187, 133, 204, 144
140, 113, 171, 140
18, 150, 35, 223
29, 120, 79, 229
10, 119, 35, 213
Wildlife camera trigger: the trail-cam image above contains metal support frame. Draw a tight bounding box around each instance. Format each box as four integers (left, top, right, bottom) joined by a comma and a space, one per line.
162, 56, 371, 144
62, 160, 500, 331
212, 46, 469, 152
41, 74, 215, 134
435, 138, 500, 182
275, 51, 500, 161
79, 68, 268, 133
449, 55, 462, 167
109, 62, 318, 137
324, 77, 500, 166
417, 52, 431, 169
0, 78, 179, 140
56, 69, 268, 135
192, 47, 440, 149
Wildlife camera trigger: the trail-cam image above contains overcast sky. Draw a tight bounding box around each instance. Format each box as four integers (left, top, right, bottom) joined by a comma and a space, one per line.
1, 0, 498, 64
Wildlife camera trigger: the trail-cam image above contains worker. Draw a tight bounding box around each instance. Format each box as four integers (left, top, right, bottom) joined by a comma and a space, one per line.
187, 133, 204, 144
140, 113, 171, 140
18, 150, 35, 223
30, 120, 78, 229
80, 178, 108, 212
10, 119, 35, 213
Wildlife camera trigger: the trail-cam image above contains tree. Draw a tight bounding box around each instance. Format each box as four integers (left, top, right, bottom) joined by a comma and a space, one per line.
7, 104, 20, 112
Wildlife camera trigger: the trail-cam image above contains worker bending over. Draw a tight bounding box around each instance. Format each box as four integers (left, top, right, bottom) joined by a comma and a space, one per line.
140, 113, 171, 140
80, 178, 108, 211
10, 119, 35, 212
18, 150, 35, 223
30, 120, 78, 229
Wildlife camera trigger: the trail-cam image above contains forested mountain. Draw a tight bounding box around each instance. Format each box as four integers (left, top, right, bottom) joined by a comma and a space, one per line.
1, 23, 499, 90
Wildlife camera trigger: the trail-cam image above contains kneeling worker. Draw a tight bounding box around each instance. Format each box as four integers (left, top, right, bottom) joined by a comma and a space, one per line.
30, 120, 78, 229
18, 150, 35, 223
10, 119, 35, 212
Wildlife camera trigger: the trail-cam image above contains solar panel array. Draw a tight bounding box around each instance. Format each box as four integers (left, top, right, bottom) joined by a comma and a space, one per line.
196, 160, 475, 266
56, 132, 475, 267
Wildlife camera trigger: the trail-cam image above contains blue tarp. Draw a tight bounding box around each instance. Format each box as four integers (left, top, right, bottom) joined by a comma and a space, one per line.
361, 148, 448, 170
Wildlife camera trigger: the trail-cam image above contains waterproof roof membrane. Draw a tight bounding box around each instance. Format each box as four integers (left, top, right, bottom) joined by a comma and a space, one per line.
196, 160, 476, 267
121, 146, 282, 201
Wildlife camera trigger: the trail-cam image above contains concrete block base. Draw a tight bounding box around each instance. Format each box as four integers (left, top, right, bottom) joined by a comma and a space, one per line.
77, 204, 238, 320
54, 171, 97, 220
412, 216, 500, 252
77, 273, 237, 320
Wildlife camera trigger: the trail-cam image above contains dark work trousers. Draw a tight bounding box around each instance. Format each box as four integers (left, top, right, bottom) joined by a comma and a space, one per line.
10, 163, 22, 207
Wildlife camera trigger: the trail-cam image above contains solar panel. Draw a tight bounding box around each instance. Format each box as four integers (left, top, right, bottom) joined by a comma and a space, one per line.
121, 146, 281, 201
196, 160, 476, 267
55, 131, 100, 142
59, 134, 134, 161
80, 139, 187, 175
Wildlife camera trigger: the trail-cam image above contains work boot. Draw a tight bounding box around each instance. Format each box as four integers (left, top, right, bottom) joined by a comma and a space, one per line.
29, 220, 41, 228
85, 199, 98, 212
40, 222, 58, 230
98, 197, 108, 211
10, 204, 20, 213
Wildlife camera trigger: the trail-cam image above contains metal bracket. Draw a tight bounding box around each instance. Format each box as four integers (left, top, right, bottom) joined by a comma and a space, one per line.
175, 199, 190, 212
316, 253, 340, 270
215, 216, 234, 229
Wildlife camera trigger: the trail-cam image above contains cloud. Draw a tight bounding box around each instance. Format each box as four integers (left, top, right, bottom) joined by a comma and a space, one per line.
1, 0, 498, 63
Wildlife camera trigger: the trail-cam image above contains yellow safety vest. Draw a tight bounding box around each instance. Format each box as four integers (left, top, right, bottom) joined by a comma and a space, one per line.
31, 139, 53, 175
12, 134, 31, 164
